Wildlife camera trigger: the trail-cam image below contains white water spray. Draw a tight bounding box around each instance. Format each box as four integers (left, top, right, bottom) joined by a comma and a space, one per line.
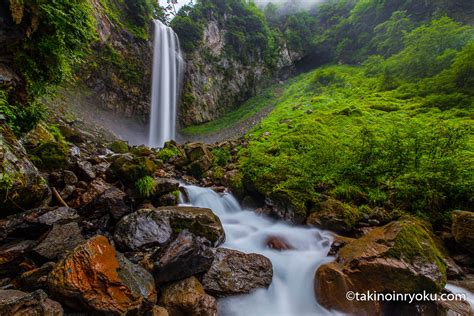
148, 20, 184, 148
181, 185, 339, 316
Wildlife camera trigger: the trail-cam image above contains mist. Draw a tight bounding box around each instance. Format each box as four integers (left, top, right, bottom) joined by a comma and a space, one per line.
253, 0, 326, 11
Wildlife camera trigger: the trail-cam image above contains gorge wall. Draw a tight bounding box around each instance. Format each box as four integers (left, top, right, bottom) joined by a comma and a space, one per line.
174, 1, 304, 127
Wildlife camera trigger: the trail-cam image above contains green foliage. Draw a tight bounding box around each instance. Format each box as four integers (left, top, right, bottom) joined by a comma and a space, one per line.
380, 17, 473, 81
171, 15, 204, 53
3, 0, 97, 135
371, 11, 414, 57
212, 148, 232, 167
157, 147, 182, 162
13, 0, 97, 97
0, 91, 46, 136
174, 0, 277, 66
135, 176, 156, 198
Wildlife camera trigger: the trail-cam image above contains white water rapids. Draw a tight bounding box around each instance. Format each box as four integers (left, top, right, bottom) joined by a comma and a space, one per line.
148, 20, 184, 148
181, 185, 337, 316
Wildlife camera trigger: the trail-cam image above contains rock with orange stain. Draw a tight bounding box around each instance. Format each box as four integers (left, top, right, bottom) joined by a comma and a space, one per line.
48, 235, 157, 315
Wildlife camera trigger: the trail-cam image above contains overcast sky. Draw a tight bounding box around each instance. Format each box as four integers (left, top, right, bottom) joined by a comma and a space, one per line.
159, 0, 192, 12
158, 0, 323, 12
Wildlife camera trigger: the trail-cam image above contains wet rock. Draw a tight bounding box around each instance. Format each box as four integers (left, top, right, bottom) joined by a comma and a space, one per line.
48, 235, 157, 314
266, 236, 293, 251
33, 222, 84, 260
307, 198, 363, 234
153, 230, 214, 284
74, 160, 96, 181
116, 207, 225, 248
68, 178, 110, 209
159, 276, 217, 316
157, 192, 179, 207
315, 219, 448, 315
18, 262, 56, 291
0, 240, 36, 267
62, 170, 78, 185
114, 209, 173, 251
0, 124, 51, 215
328, 234, 355, 256
265, 191, 306, 224
0, 207, 79, 242
80, 186, 131, 221
154, 178, 180, 196
0, 289, 63, 315
202, 248, 273, 297
452, 210, 474, 254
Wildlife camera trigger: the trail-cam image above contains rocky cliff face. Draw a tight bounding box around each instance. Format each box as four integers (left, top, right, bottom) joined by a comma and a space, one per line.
81, 0, 152, 119
179, 19, 303, 127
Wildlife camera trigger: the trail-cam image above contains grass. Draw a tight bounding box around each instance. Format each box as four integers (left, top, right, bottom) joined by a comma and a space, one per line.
180, 85, 283, 135
237, 64, 473, 222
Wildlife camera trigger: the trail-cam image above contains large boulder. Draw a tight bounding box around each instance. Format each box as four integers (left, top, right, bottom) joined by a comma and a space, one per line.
0, 124, 50, 215
114, 207, 225, 251
315, 219, 447, 315
202, 248, 273, 297
152, 230, 214, 284
451, 210, 474, 254
0, 289, 63, 315
114, 209, 173, 251
48, 235, 157, 314
159, 276, 217, 316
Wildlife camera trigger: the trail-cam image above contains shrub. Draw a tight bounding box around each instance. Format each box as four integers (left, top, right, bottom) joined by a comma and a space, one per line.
135, 176, 156, 198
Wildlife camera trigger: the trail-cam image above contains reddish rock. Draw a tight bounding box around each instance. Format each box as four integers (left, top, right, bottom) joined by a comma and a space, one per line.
315, 220, 448, 315
266, 236, 293, 251
68, 178, 110, 209
159, 276, 217, 316
48, 235, 156, 314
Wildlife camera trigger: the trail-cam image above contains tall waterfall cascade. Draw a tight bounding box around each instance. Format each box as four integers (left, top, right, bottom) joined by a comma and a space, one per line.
148, 20, 184, 148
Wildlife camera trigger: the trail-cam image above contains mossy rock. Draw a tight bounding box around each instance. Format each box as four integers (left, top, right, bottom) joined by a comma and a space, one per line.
0, 125, 51, 215
131, 145, 153, 157
110, 140, 129, 154
451, 210, 474, 254
29, 141, 69, 171
315, 219, 448, 314
307, 197, 364, 233
110, 155, 156, 183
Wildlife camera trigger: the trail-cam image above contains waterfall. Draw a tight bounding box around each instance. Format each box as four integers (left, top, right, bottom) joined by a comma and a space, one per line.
181, 185, 338, 315
148, 20, 184, 148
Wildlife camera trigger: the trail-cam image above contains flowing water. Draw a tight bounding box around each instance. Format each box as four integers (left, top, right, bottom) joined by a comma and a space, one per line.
181, 185, 338, 316
149, 20, 184, 148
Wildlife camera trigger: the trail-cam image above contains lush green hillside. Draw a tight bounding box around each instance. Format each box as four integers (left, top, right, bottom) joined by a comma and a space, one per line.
238, 17, 474, 224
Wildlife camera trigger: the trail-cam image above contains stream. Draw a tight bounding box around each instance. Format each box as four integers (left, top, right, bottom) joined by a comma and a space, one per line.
181, 185, 338, 316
